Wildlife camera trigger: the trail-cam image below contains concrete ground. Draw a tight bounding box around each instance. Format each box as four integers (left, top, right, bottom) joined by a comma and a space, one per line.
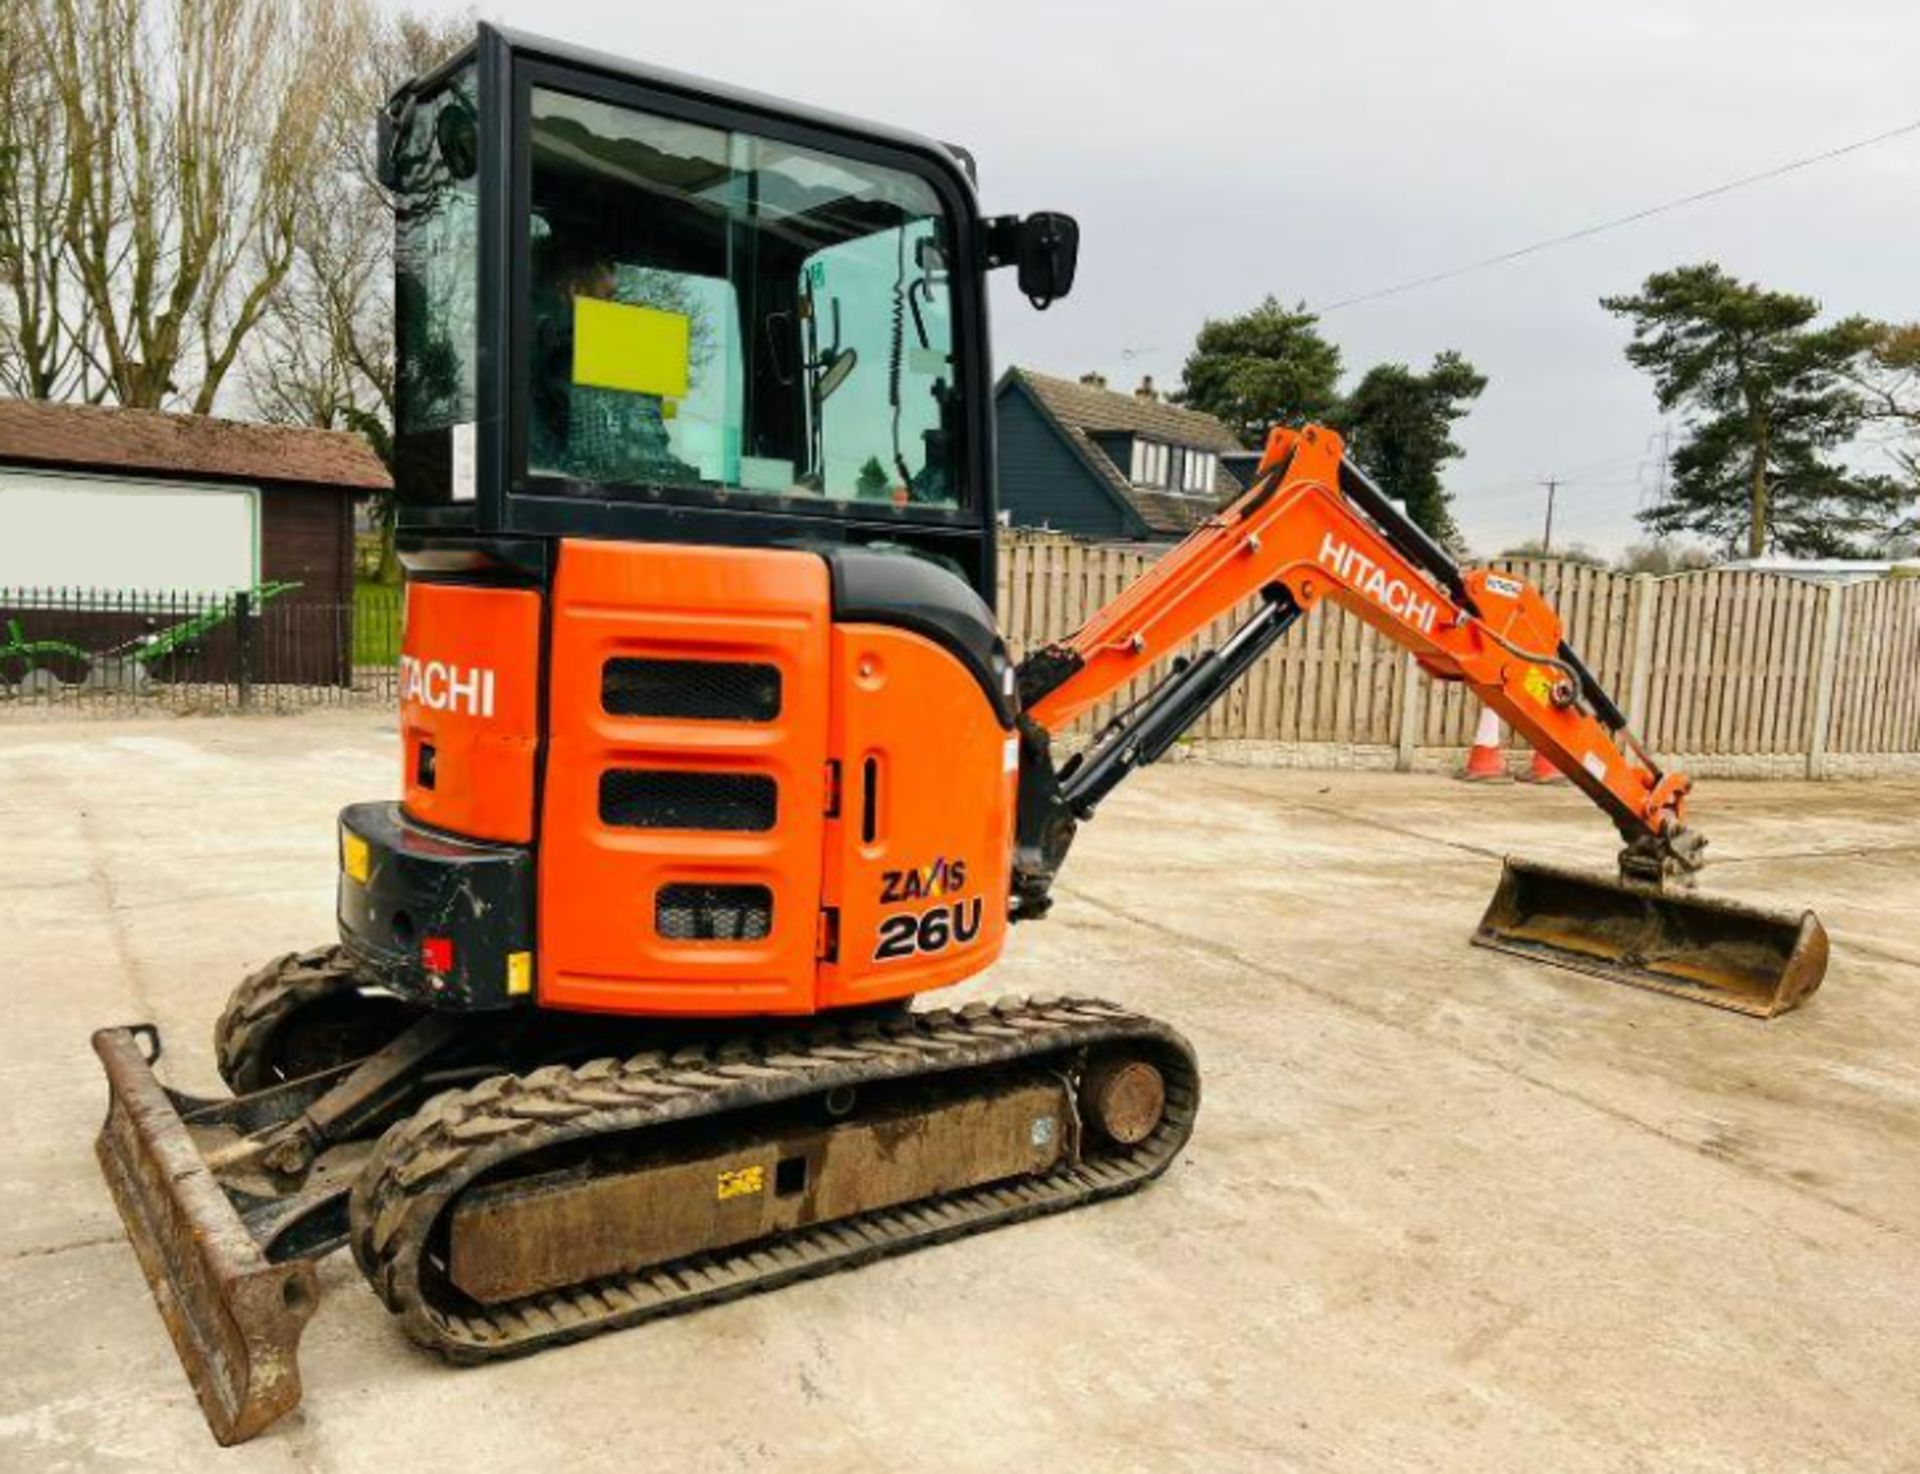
2, 710, 1917, 1474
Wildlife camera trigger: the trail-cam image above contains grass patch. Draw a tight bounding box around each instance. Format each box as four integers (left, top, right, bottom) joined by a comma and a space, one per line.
353, 582, 403, 666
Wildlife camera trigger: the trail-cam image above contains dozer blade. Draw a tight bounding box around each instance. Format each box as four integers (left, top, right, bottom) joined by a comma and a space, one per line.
1471, 858, 1828, 1018
91, 1026, 319, 1446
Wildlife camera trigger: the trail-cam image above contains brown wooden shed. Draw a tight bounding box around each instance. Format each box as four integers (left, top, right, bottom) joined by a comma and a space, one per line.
0, 399, 389, 686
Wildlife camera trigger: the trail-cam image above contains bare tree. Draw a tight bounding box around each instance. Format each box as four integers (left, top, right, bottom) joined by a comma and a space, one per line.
249, 10, 471, 432
246, 7, 471, 579
0, 4, 93, 398
0, 0, 366, 411
1615, 540, 1716, 575
1498, 538, 1607, 569
244, 147, 394, 445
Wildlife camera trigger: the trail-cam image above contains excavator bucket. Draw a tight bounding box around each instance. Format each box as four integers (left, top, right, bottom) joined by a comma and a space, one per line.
1472, 859, 1828, 1017
91, 1026, 320, 1445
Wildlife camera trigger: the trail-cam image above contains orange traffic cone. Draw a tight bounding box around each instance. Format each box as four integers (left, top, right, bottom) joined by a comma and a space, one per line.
1459, 707, 1508, 781
1518, 748, 1568, 784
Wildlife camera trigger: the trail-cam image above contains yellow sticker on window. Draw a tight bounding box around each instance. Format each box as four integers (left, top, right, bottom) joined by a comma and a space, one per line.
572, 297, 690, 400
506, 950, 532, 997
716, 1164, 765, 1201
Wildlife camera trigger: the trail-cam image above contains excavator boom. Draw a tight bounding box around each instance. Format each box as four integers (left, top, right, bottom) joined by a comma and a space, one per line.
1013, 424, 1826, 1017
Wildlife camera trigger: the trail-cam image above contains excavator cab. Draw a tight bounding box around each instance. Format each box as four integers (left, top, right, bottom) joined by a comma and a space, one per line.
383, 26, 1071, 593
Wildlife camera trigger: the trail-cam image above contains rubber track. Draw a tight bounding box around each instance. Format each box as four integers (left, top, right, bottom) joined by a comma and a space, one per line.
213, 945, 363, 1094
348, 995, 1199, 1363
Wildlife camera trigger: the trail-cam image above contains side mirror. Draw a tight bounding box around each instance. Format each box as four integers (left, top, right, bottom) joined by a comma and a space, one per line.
815, 346, 858, 403
984, 212, 1080, 310
1017, 212, 1078, 310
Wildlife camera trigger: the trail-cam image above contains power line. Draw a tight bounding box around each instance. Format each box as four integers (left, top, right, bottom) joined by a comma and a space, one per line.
1475, 480, 1610, 509
1456, 445, 1657, 499
1310, 117, 1920, 315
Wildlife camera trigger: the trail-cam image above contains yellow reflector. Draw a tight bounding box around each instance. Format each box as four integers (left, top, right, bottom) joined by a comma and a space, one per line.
716, 1164, 764, 1201
506, 950, 532, 997
341, 830, 370, 885
572, 297, 690, 399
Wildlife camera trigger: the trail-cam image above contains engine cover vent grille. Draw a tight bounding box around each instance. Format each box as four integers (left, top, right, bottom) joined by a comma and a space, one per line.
599, 769, 778, 832
602, 658, 781, 722
656, 883, 774, 942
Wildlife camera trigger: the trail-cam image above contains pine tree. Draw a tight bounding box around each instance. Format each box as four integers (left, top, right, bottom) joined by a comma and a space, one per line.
1334, 351, 1486, 550
1602, 264, 1899, 557
1176, 297, 1342, 445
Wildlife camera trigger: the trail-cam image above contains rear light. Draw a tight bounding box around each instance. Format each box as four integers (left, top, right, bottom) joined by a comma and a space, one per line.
421, 936, 454, 974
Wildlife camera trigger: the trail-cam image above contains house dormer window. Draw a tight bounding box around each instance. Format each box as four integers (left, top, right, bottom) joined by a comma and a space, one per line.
996, 369, 1246, 540
1127, 440, 1217, 495
1130, 438, 1170, 487
1180, 450, 1216, 495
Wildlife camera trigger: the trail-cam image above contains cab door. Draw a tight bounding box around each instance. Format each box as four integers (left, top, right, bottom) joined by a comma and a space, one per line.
537, 539, 831, 1016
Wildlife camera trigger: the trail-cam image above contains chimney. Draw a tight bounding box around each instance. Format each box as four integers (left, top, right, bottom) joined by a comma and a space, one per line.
1078, 370, 1108, 390
1134, 374, 1158, 402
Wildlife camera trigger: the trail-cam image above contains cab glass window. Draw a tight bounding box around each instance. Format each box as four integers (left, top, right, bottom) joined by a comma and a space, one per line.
393, 65, 481, 506
522, 87, 960, 511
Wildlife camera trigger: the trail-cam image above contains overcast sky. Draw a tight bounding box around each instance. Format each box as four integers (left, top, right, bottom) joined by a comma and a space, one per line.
430, 0, 1920, 555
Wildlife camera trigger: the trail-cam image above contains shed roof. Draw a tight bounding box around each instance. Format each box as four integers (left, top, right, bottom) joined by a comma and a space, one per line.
0, 398, 390, 492
1001, 369, 1244, 537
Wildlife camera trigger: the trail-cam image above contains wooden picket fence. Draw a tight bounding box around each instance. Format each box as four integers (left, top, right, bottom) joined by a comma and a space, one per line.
996, 533, 1920, 776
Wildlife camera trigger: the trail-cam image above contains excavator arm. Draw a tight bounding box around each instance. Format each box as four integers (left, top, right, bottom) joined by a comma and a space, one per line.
1007, 424, 1826, 1018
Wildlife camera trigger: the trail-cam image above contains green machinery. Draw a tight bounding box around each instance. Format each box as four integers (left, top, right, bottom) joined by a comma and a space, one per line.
0, 582, 302, 692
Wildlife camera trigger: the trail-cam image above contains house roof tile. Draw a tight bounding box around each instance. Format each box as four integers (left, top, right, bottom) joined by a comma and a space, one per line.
0, 398, 390, 491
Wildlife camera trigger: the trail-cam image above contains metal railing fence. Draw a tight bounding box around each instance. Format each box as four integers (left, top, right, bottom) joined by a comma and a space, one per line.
0, 585, 401, 714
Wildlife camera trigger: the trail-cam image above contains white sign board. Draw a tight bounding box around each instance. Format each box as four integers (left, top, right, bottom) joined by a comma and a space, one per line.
0, 469, 260, 596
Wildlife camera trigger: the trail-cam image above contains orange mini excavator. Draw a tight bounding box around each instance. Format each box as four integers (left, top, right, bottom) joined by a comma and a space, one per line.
90, 26, 1828, 1445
